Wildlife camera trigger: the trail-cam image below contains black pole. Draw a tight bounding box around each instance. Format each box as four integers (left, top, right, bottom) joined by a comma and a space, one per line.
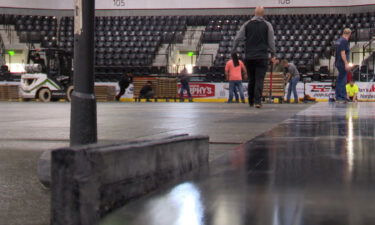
70, 0, 97, 146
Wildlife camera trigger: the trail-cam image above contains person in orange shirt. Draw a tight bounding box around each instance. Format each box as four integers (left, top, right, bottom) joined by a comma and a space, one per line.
225, 53, 248, 103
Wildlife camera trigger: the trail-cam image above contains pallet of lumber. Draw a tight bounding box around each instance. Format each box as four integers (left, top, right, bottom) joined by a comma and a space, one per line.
133, 77, 177, 100
0, 84, 20, 101
263, 72, 286, 98
156, 78, 178, 98
95, 85, 116, 102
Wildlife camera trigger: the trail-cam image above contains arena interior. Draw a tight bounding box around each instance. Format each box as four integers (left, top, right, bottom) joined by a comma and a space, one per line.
0, 0, 375, 225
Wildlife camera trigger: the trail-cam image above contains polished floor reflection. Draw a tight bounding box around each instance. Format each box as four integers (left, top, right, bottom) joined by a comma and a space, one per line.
100, 103, 375, 225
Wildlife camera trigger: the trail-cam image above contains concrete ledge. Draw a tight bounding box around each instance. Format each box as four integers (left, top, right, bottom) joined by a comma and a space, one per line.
51, 135, 209, 225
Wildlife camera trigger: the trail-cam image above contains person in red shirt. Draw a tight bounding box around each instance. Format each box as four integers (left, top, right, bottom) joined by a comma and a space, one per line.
225, 53, 248, 103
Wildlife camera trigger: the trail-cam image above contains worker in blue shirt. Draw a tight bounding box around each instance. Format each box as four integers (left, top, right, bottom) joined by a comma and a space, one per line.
334, 28, 352, 103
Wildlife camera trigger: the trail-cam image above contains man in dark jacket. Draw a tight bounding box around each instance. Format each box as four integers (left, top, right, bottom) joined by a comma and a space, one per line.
232, 6, 276, 108
116, 73, 133, 101
139, 81, 154, 102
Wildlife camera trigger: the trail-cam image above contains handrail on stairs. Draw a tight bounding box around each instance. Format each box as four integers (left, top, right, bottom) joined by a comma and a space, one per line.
165, 29, 181, 71
362, 37, 375, 60
195, 30, 204, 58
350, 36, 375, 82
0, 34, 6, 65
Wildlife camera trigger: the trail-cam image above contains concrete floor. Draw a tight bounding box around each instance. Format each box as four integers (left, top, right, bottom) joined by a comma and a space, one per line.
0, 102, 309, 225
100, 102, 375, 225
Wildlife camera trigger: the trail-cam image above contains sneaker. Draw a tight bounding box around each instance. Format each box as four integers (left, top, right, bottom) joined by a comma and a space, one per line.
255, 104, 262, 108
337, 100, 347, 104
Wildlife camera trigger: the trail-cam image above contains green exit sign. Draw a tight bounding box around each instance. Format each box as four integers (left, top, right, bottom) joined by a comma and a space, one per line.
7, 50, 15, 56
187, 52, 195, 57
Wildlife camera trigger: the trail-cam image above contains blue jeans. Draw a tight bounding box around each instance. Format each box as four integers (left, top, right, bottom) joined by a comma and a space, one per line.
336, 65, 347, 101
228, 81, 245, 102
287, 76, 300, 102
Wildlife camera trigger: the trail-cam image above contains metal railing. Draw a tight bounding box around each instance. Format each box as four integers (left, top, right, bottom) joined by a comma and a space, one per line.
351, 36, 375, 79
362, 36, 375, 58
0, 25, 14, 45
351, 51, 375, 82
165, 30, 180, 69
0, 34, 5, 65
195, 30, 204, 57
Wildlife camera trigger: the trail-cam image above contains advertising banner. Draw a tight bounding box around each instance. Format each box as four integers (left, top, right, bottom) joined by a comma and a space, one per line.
180, 83, 250, 99
2, 81, 374, 102
178, 83, 216, 98
287, 82, 375, 101
110, 81, 375, 101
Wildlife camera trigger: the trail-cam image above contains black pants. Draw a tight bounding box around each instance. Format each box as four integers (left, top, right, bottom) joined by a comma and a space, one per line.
139, 91, 154, 101
116, 84, 129, 100
245, 59, 268, 105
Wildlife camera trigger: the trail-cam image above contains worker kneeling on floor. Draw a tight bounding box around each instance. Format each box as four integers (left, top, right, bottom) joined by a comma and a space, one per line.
139, 81, 154, 102
346, 80, 359, 102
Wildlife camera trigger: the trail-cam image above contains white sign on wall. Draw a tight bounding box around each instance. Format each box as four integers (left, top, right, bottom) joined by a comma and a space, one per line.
1, 0, 374, 10
62, 0, 361, 9
0, 0, 59, 9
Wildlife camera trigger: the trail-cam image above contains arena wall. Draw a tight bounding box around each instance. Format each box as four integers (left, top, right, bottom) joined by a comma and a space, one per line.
1, 0, 375, 17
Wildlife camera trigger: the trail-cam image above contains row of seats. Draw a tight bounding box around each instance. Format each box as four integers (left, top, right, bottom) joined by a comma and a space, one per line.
208, 13, 375, 68
1, 13, 374, 81
0, 15, 58, 43
61, 24, 185, 32
96, 58, 153, 67
58, 16, 188, 67
95, 66, 168, 81
186, 13, 373, 26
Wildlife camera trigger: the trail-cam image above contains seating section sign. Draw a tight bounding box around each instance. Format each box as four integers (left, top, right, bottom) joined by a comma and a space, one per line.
1, 0, 374, 10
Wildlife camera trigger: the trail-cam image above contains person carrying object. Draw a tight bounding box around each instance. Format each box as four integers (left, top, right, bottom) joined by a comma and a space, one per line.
225, 53, 248, 103
281, 59, 300, 104
232, 6, 276, 108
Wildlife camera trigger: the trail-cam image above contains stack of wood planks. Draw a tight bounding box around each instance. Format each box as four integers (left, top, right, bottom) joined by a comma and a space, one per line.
133, 77, 177, 101
263, 72, 285, 102
0, 84, 20, 101
94, 85, 116, 102
156, 78, 178, 99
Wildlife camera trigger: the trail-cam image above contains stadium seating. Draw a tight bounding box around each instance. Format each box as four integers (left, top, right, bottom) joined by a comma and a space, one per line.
11, 15, 57, 45
56, 16, 187, 81
1, 12, 374, 82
